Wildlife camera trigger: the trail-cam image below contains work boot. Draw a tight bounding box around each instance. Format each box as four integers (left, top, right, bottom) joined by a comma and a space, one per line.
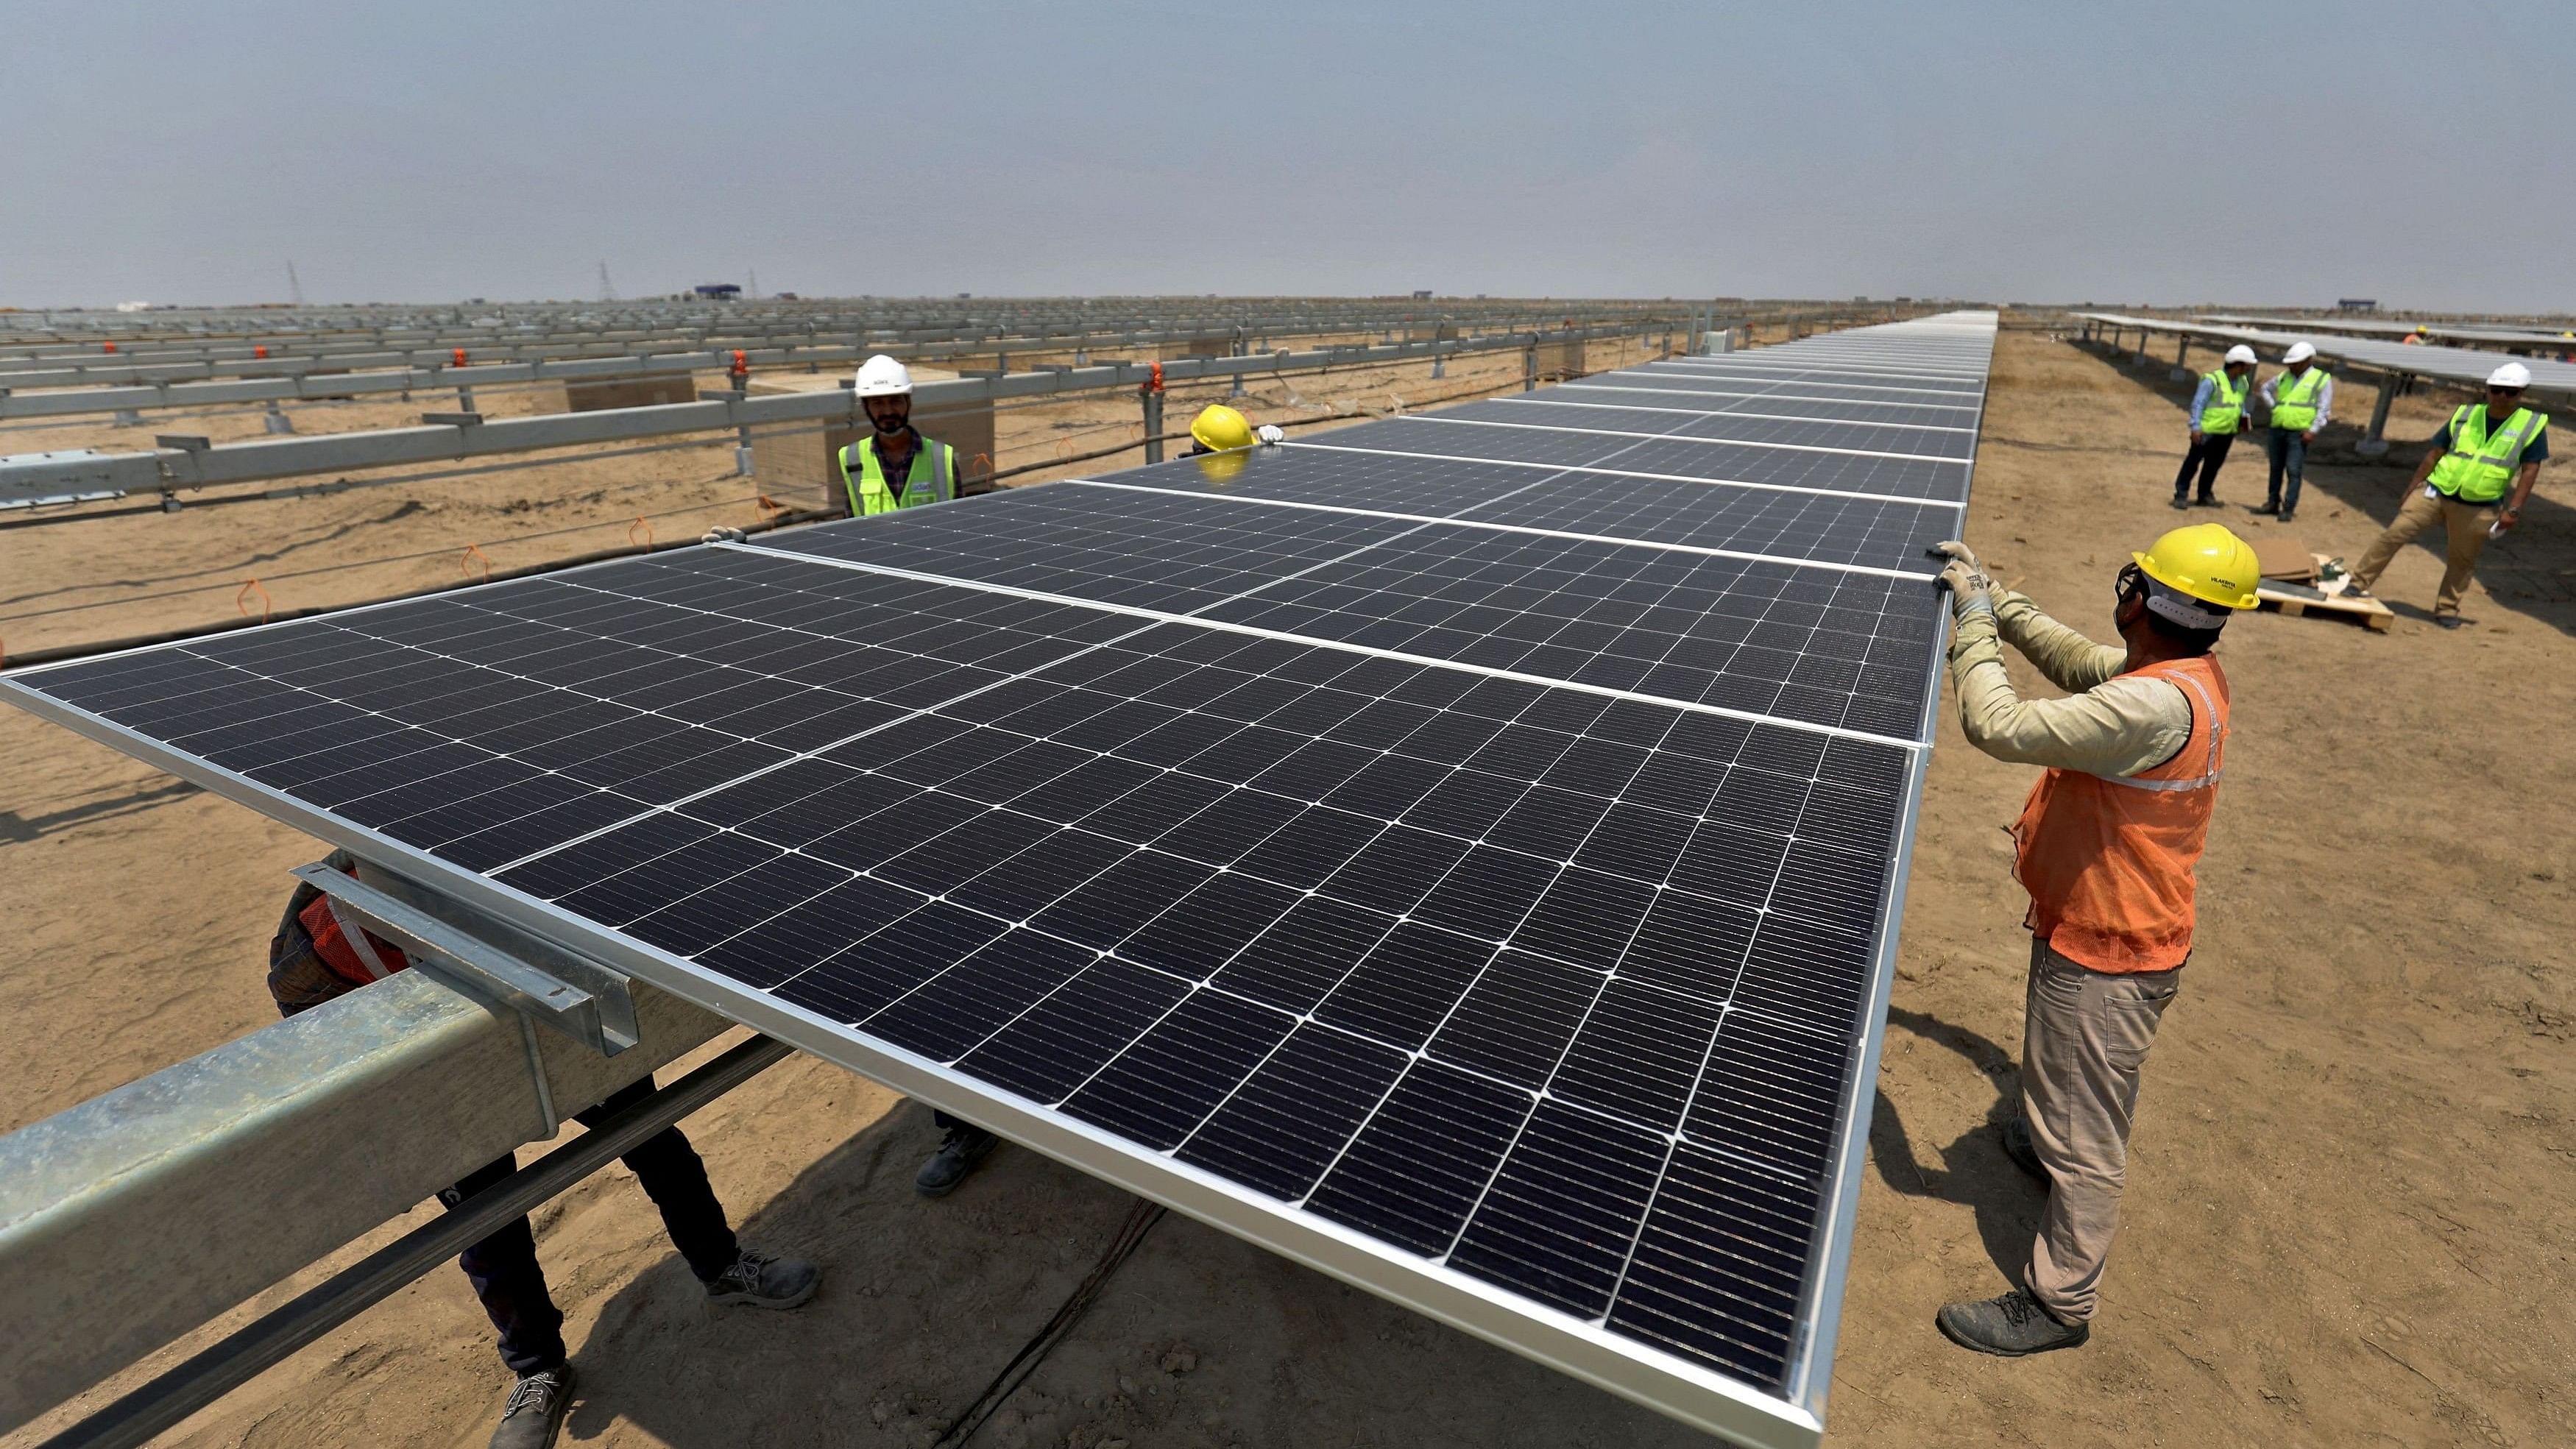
489, 1364, 575, 1449
2435, 614, 2465, 631
2195, 495, 2221, 508
1936, 1289, 2090, 1358
2254, 499, 2279, 515
2168, 495, 2192, 510
2278, 509, 2296, 523
704, 1248, 822, 1309
915, 1123, 999, 1197
1997, 1117, 2047, 1182
2339, 581, 2374, 600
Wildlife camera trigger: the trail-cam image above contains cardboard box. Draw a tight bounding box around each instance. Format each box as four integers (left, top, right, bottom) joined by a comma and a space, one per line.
2252, 536, 2318, 581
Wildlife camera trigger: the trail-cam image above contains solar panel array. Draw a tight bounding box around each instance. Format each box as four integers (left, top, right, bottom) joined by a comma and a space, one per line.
4, 313, 1995, 1448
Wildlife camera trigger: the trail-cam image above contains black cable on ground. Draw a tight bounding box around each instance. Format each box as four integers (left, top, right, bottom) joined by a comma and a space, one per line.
928, 1199, 1167, 1449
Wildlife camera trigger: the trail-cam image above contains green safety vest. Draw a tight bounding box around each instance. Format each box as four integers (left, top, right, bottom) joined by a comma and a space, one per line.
2428, 404, 2548, 505
838, 435, 955, 517
2201, 370, 2248, 435
2270, 367, 2327, 431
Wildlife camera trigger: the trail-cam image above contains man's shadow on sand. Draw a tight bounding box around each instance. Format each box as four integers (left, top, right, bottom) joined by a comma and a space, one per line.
1871, 1005, 2048, 1283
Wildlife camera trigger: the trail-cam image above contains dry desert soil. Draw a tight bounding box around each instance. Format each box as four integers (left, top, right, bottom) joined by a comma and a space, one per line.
1, 319, 2568, 1448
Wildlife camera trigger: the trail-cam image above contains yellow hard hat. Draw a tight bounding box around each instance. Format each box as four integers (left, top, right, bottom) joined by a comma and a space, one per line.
1192, 447, 1250, 485
2134, 523, 2260, 610
1189, 404, 1256, 453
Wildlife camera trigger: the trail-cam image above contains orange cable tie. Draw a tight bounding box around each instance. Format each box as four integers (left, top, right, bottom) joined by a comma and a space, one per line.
461, 542, 492, 583
629, 516, 655, 552
236, 578, 273, 624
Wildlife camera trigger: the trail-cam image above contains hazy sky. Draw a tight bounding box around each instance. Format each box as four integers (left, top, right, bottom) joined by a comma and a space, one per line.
7, 1, 2567, 312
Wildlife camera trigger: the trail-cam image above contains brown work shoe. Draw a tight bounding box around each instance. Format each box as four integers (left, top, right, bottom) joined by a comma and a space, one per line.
1936, 1290, 2090, 1357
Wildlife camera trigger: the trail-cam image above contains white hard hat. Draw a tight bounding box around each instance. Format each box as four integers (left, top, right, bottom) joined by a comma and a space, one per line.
2223, 344, 2257, 365
854, 354, 913, 397
2283, 341, 2317, 364
2488, 361, 2533, 389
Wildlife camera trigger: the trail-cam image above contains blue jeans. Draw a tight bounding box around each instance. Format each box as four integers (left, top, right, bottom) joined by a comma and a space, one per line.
2265, 428, 2307, 512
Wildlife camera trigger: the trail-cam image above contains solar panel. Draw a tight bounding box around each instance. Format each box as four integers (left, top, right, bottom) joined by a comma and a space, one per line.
3, 313, 1997, 1449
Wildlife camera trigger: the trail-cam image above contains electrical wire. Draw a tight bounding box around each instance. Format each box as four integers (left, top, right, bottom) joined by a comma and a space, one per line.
928, 1199, 1167, 1449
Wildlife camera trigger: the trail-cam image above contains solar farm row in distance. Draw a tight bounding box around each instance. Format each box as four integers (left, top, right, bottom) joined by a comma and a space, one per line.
3, 313, 1996, 1448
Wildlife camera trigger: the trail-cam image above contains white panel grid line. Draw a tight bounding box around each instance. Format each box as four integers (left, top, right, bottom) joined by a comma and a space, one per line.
1498, 394, 1980, 433
1398, 414, 1972, 467
1061, 478, 1937, 582
1282, 442, 1967, 510
711, 543, 1931, 752
1554, 382, 1984, 415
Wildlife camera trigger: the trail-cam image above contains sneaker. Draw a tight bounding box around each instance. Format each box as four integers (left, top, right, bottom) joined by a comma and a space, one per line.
915, 1124, 999, 1197
2435, 614, 2465, 631
2339, 582, 2373, 600
704, 1248, 822, 1309
1997, 1118, 2047, 1182
489, 1365, 576, 1449
1936, 1289, 2091, 1358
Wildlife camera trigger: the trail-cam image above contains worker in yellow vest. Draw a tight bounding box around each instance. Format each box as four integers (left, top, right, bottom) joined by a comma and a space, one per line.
1927, 525, 2259, 1357
2257, 341, 2332, 522
839, 354, 960, 517
2171, 345, 2257, 509
2343, 361, 2550, 628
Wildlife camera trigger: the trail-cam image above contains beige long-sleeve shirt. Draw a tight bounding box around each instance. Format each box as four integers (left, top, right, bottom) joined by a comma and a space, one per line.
1947, 589, 2193, 778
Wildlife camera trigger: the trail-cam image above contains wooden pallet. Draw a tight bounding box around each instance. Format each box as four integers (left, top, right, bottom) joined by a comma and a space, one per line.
2256, 553, 2393, 631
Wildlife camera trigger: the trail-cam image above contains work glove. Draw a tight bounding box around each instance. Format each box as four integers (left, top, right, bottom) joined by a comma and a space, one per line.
1256, 423, 1285, 444
701, 526, 746, 545
1928, 540, 1992, 615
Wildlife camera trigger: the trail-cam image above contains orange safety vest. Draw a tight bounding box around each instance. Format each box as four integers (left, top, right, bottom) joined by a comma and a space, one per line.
2011, 655, 2230, 973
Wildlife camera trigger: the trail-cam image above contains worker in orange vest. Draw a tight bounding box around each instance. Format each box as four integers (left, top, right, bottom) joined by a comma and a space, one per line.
1925, 525, 2259, 1357
268, 854, 822, 1449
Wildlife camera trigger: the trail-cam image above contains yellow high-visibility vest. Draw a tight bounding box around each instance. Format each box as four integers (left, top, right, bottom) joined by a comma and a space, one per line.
2428, 405, 2547, 505
838, 436, 955, 516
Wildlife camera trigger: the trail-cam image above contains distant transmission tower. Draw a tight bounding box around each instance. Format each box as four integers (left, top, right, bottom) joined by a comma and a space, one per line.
286, 261, 305, 306
597, 261, 618, 302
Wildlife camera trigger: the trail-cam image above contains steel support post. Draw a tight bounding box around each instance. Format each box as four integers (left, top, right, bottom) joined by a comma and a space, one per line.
261, 400, 294, 435
1142, 388, 1164, 464
1230, 327, 1248, 397
2357, 374, 2397, 456
455, 384, 477, 414
2170, 336, 2192, 382
1524, 341, 1538, 392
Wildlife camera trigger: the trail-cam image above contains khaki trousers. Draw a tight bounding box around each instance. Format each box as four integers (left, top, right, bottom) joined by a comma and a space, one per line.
2020, 938, 2181, 1323
2350, 487, 2499, 617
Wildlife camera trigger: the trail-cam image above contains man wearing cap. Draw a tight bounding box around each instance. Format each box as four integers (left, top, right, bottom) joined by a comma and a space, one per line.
1925, 524, 2259, 1357
2172, 346, 2257, 509
2257, 341, 2332, 522
2343, 362, 2550, 628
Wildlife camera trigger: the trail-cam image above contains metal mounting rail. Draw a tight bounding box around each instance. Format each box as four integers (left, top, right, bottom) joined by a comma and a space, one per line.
0, 322, 1657, 506
30, 1035, 791, 1449
291, 861, 639, 1055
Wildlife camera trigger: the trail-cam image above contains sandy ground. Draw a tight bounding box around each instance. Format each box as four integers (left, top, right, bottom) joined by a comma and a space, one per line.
1, 321, 2569, 1448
